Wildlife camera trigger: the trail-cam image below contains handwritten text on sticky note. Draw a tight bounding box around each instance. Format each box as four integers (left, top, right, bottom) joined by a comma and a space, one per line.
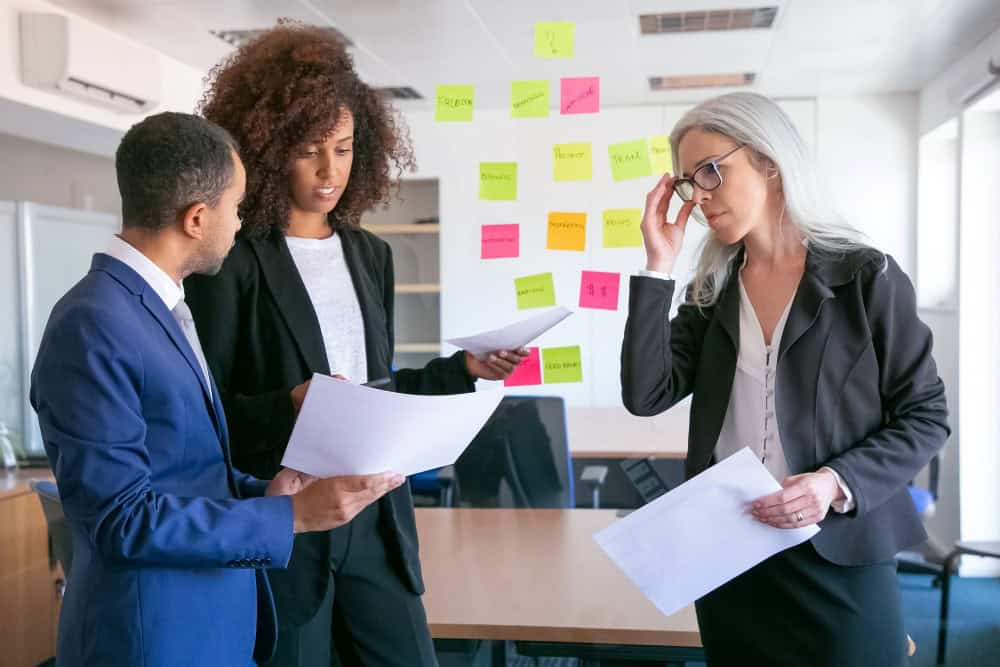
547, 212, 587, 251
602, 208, 643, 248
481, 224, 519, 259
534, 22, 574, 58
542, 345, 583, 384
560, 77, 599, 114
650, 134, 673, 174
553, 142, 592, 182
434, 85, 474, 122
608, 139, 653, 182
479, 162, 518, 201
579, 270, 621, 310
515, 272, 556, 310
511, 80, 550, 118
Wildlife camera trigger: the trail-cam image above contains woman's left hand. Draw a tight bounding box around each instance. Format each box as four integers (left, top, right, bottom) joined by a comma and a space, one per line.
465, 347, 530, 380
750, 470, 845, 528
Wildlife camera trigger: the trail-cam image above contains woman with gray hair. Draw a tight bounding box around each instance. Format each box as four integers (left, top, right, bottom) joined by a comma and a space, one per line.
621, 92, 949, 665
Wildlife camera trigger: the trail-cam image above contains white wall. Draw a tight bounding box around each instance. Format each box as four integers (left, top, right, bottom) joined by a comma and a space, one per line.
919, 24, 1000, 136
0, 132, 119, 214
815, 93, 919, 274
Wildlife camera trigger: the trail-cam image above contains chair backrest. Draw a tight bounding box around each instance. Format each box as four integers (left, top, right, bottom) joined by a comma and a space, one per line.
455, 396, 574, 508
31, 479, 73, 575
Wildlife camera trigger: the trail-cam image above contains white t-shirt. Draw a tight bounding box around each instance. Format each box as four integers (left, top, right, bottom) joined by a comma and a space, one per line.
286, 233, 368, 384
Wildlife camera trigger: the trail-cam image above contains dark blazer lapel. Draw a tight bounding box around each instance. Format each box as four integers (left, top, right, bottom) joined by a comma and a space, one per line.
338, 229, 388, 378
249, 233, 331, 375
778, 250, 835, 363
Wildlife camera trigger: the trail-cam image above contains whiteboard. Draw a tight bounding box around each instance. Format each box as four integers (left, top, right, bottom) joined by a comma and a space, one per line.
404, 99, 817, 407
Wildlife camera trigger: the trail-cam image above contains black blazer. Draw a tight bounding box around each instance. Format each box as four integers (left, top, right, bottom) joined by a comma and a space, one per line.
621, 246, 950, 566
185, 227, 474, 627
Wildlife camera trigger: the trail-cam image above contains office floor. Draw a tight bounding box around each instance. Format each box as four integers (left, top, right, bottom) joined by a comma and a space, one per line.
436, 574, 1000, 666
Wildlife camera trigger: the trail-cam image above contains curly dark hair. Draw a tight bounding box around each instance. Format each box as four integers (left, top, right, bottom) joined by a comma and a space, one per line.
198, 22, 415, 238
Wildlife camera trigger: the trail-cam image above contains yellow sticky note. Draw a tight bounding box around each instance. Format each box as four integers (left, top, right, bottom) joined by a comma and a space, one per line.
608, 139, 653, 182
602, 209, 643, 248
435, 85, 474, 122
479, 162, 518, 201
650, 135, 673, 174
511, 80, 550, 118
534, 21, 574, 58
553, 142, 592, 182
515, 272, 557, 310
546, 212, 587, 251
542, 346, 583, 384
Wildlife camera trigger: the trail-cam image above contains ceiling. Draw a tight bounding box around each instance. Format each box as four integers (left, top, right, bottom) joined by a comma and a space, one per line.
49, 0, 1000, 109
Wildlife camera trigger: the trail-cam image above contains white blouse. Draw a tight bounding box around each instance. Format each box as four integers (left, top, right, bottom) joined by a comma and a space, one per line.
286, 233, 368, 384
713, 274, 794, 481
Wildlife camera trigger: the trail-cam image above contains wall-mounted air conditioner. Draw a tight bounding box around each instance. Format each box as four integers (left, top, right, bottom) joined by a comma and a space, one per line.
19, 12, 161, 114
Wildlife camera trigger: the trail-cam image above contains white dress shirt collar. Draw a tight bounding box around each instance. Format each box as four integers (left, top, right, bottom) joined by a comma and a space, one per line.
103, 235, 184, 311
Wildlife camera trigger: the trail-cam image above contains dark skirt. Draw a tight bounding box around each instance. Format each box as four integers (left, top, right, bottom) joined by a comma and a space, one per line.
695, 541, 907, 667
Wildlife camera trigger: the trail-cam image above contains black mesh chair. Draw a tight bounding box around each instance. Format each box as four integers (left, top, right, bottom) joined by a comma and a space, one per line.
30, 479, 72, 601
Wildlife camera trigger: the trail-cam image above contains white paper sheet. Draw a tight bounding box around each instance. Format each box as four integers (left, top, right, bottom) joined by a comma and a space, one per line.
593, 447, 820, 617
281, 374, 504, 477
445, 306, 573, 357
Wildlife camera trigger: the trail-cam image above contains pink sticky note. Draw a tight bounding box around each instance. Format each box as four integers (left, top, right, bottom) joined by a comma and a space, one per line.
481, 224, 519, 259
560, 77, 600, 115
579, 271, 620, 310
504, 347, 542, 387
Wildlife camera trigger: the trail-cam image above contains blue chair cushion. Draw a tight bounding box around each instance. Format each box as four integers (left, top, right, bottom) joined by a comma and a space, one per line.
909, 486, 935, 516
409, 468, 444, 493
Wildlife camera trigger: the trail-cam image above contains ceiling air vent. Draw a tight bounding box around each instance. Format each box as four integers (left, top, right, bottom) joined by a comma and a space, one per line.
210, 26, 353, 49
639, 6, 778, 34
377, 86, 423, 100
649, 72, 757, 91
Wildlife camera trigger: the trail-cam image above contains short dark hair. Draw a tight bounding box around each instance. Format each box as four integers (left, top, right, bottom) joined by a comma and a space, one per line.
115, 111, 240, 231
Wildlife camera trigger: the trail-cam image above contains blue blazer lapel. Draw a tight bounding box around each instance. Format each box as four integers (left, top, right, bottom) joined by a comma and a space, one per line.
92, 254, 225, 438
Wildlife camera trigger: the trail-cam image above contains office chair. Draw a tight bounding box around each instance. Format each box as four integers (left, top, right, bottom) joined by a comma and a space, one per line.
453, 396, 606, 509
30, 480, 72, 600
936, 540, 1000, 664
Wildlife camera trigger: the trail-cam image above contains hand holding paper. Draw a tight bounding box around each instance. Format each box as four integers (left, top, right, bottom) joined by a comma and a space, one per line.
446, 306, 573, 357
594, 448, 819, 617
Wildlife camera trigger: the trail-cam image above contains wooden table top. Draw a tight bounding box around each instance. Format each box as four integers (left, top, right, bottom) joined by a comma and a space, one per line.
567, 405, 689, 459
416, 508, 701, 647
0, 468, 54, 502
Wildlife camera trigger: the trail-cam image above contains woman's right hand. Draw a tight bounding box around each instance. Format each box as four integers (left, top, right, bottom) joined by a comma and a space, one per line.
290, 380, 311, 415
641, 173, 697, 275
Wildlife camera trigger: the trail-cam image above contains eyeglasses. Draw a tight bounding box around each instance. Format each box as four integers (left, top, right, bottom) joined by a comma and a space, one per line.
673, 144, 746, 202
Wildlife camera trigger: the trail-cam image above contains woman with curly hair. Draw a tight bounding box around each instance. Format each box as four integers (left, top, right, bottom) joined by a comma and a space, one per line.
186, 23, 527, 666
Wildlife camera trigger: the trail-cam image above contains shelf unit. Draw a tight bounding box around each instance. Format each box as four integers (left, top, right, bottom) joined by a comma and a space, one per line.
362, 180, 441, 367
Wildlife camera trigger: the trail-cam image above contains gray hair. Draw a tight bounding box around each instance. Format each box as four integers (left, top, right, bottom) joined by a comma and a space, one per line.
670, 92, 869, 307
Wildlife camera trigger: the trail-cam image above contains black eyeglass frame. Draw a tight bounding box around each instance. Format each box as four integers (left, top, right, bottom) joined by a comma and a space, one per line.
672, 144, 747, 201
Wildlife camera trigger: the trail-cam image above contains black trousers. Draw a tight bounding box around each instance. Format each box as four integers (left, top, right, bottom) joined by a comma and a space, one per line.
259, 502, 437, 667
695, 541, 908, 667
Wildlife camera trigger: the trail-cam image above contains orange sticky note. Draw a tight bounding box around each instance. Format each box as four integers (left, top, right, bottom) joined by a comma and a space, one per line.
546, 212, 587, 251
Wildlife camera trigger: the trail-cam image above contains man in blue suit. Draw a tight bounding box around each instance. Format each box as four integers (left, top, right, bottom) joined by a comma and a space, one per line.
29, 112, 405, 666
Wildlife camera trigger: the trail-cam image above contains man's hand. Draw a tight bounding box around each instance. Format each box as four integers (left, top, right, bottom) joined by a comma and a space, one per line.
290, 472, 405, 534
266, 467, 317, 497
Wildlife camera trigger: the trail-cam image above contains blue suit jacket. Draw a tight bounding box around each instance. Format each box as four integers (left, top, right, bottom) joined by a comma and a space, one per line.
30, 254, 295, 667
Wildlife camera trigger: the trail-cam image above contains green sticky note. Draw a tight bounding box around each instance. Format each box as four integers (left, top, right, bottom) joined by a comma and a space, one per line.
435, 85, 474, 122
511, 80, 550, 118
608, 139, 654, 182
603, 208, 643, 248
649, 135, 673, 174
514, 272, 556, 310
542, 346, 583, 384
534, 21, 574, 58
553, 142, 592, 182
479, 162, 518, 201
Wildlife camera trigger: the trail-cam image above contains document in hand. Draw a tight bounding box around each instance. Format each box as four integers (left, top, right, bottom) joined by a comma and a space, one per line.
281, 373, 504, 477
445, 306, 573, 358
593, 447, 820, 617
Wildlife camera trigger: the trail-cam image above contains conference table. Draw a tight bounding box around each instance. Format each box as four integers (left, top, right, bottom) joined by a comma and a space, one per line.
417, 508, 703, 666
